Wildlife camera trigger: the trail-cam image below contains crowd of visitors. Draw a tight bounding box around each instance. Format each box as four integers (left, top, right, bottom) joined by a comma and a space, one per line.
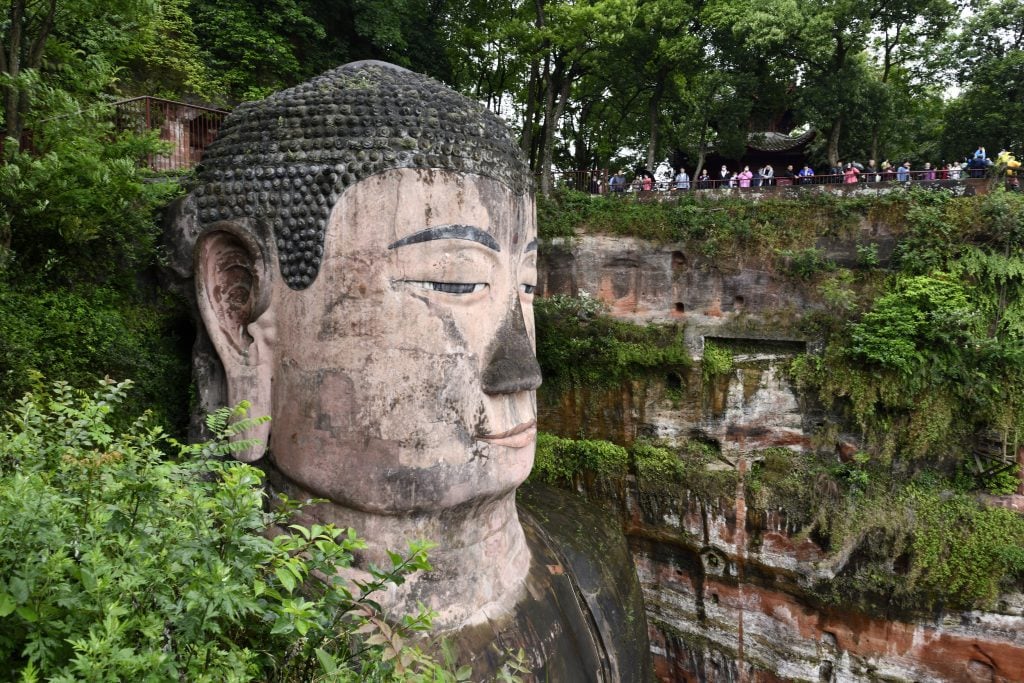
603, 145, 1019, 194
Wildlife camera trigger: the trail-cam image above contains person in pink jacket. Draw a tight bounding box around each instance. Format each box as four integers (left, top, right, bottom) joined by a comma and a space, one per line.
737, 165, 753, 188
844, 164, 860, 183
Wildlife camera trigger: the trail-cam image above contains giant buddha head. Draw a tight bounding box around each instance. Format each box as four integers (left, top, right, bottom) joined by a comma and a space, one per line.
189, 61, 541, 627
192, 61, 540, 513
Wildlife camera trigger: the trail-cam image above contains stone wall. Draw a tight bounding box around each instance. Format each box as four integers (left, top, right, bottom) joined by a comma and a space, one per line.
536, 227, 1024, 682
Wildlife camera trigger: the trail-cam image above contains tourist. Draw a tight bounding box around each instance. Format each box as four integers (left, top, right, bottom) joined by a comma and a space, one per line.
798, 164, 815, 184
697, 168, 712, 189
738, 165, 753, 188
864, 159, 878, 182
950, 161, 962, 180
609, 169, 626, 193
642, 171, 653, 191
844, 163, 860, 183
830, 161, 844, 184
967, 155, 987, 178
674, 167, 691, 191
777, 164, 798, 186
922, 162, 936, 180
719, 164, 730, 188
897, 161, 911, 182
761, 164, 775, 186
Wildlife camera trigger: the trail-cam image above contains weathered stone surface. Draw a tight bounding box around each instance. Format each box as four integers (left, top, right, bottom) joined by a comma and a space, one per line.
539, 357, 815, 456
604, 478, 1024, 683
538, 231, 1024, 681
168, 61, 650, 681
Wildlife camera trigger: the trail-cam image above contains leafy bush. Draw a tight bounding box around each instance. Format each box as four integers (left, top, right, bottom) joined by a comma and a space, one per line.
535, 294, 690, 393
700, 340, 733, 383
531, 432, 629, 486
848, 274, 974, 374
776, 247, 835, 280
0, 380, 472, 682
0, 284, 191, 431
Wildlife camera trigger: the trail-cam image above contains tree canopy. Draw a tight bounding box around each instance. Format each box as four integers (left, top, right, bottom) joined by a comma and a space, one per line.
3, 0, 1018, 188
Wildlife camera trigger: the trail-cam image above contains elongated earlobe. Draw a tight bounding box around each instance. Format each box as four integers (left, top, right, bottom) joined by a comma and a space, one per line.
195, 222, 276, 461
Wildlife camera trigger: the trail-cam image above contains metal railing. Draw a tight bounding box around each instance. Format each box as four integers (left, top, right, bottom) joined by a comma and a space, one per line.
114, 96, 229, 172
599, 168, 1001, 194
548, 169, 610, 194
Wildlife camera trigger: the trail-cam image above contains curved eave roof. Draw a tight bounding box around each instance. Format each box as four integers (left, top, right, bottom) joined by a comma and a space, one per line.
747, 129, 817, 153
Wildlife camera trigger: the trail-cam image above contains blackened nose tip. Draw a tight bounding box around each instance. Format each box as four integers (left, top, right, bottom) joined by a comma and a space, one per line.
482, 300, 543, 395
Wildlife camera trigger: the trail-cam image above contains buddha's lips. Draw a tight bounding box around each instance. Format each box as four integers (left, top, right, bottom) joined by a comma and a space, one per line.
477, 420, 537, 448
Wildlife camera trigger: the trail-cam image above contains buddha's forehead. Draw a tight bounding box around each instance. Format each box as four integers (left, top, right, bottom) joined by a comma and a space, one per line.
192, 61, 531, 290
324, 168, 534, 254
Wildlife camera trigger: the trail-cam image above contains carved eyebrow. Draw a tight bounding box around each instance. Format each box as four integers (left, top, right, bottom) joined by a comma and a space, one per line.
387, 224, 500, 252
524, 239, 538, 252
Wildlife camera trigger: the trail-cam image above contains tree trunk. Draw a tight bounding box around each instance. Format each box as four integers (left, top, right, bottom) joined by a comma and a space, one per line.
827, 114, 842, 168
574, 99, 593, 170
2, 0, 57, 153
646, 67, 669, 171
539, 58, 573, 196
2, 0, 25, 150
521, 59, 540, 165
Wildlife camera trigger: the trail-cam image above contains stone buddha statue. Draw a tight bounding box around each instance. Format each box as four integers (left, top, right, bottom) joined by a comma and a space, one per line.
174, 61, 649, 680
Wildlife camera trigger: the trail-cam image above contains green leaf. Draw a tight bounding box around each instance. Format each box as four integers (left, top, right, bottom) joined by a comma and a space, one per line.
275, 566, 296, 593
0, 592, 15, 617
315, 647, 338, 674
9, 577, 28, 603
15, 605, 38, 622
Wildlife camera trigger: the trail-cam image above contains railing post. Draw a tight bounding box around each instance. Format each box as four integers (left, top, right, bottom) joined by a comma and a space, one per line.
144, 97, 152, 169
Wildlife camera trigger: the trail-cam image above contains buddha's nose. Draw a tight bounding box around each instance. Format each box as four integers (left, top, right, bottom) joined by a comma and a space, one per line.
482, 296, 543, 394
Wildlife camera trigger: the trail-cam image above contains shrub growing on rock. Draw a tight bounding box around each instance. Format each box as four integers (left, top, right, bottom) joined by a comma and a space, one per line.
0, 379, 471, 682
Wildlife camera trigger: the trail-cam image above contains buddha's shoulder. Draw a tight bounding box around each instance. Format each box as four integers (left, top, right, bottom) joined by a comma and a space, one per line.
448, 483, 651, 682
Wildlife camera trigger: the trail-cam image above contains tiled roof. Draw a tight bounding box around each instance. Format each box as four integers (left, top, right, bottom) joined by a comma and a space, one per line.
747, 129, 816, 152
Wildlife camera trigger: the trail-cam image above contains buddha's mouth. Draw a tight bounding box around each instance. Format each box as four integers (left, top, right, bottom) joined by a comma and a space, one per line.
477, 420, 537, 448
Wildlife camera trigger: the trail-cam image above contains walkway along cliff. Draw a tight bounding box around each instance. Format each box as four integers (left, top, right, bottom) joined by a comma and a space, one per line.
531, 187, 1024, 682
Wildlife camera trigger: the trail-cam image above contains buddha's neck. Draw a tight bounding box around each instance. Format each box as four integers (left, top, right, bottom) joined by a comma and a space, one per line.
263, 466, 531, 631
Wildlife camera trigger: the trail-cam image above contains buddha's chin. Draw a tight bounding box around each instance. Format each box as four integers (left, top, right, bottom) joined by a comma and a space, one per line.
272, 446, 534, 516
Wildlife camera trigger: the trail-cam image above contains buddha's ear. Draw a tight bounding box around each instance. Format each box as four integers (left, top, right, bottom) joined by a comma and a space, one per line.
194, 221, 276, 462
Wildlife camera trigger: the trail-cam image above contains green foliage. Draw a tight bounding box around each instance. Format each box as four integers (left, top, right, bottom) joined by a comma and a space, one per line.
817, 268, 858, 314
822, 485, 1024, 612
0, 6, 192, 435
535, 294, 690, 393
776, 247, 834, 280
0, 380, 473, 682
531, 432, 629, 486
848, 274, 974, 374
532, 432, 738, 502
789, 192, 1024, 468
902, 488, 1024, 607
855, 243, 880, 268
743, 448, 1024, 611
537, 191, 885, 268
0, 105, 179, 283
700, 340, 733, 383
0, 284, 191, 431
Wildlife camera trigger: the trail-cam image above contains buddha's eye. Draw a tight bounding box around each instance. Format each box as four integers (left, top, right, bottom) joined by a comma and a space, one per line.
405, 280, 486, 294
520, 284, 536, 295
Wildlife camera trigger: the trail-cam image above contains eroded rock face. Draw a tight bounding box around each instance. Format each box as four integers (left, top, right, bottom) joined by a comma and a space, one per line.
539, 356, 814, 457
537, 231, 1024, 681
626, 488, 1024, 682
